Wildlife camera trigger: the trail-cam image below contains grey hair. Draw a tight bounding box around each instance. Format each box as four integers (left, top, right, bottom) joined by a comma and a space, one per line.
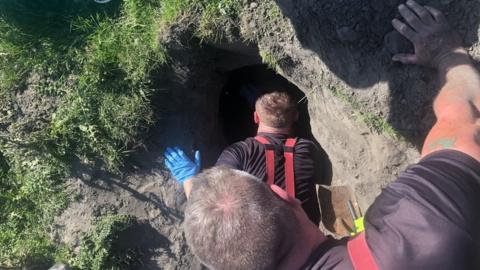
184, 166, 297, 270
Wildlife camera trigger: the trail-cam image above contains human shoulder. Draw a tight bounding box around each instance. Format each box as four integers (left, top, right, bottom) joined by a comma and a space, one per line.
216, 138, 257, 167
364, 150, 480, 269
227, 137, 257, 150
293, 137, 323, 155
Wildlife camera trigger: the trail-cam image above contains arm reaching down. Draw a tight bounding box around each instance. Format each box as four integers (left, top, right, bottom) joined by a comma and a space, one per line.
425, 61, 480, 160
393, 0, 480, 161
164, 147, 201, 198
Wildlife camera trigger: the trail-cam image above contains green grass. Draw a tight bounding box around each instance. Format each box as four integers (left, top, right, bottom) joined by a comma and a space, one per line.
161, 0, 197, 23
160, 0, 244, 41
1, 0, 164, 169
70, 215, 140, 270
260, 50, 281, 70
196, 0, 243, 41
0, 0, 165, 268
0, 0, 252, 268
0, 145, 68, 268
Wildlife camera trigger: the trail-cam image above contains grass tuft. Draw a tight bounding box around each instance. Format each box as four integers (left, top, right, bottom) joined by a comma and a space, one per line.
160, 0, 244, 42
70, 215, 140, 270
260, 50, 281, 70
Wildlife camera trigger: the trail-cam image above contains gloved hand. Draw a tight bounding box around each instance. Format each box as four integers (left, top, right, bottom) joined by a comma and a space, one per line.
164, 147, 201, 184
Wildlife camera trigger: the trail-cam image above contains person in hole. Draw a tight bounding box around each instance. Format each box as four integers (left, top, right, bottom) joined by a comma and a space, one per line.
165, 1, 480, 269
217, 90, 328, 225
166, 90, 328, 226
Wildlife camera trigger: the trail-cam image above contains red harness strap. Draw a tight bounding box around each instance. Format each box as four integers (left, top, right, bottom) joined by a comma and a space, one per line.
254, 136, 276, 186
254, 136, 297, 197
347, 232, 380, 270
284, 138, 297, 197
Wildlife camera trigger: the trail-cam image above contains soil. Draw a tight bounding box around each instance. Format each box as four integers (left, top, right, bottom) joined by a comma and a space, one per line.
0, 73, 60, 148
52, 0, 480, 268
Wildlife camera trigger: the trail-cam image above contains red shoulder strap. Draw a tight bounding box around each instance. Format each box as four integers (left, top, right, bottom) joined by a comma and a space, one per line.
347, 232, 379, 270
255, 136, 275, 186
284, 138, 297, 197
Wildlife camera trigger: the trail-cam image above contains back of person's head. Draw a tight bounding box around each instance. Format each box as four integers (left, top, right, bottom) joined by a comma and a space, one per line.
255, 91, 298, 129
184, 166, 297, 270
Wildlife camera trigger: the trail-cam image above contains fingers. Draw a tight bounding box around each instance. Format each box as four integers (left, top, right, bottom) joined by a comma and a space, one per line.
392, 18, 417, 42
270, 185, 300, 206
174, 147, 189, 160
165, 147, 180, 162
392, 53, 418, 64
270, 185, 291, 202
194, 150, 201, 169
165, 146, 196, 166
398, 4, 424, 32
406, 0, 434, 25
164, 158, 174, 171
165, 147, 186, 164
424, 6, 447, 24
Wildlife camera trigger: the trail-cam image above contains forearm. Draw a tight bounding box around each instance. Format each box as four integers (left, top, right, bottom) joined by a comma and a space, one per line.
164, 147, 201, 200
183, 179, 193, 199
434, 51, 480, 121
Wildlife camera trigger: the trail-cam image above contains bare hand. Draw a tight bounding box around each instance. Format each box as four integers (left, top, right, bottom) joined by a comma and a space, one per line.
392, 0, 466, 69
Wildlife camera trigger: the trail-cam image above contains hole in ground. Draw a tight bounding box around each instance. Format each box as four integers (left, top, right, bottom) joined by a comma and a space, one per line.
219, 64, 358, 235
219, 64, 315, 144
218, 65, 332, 184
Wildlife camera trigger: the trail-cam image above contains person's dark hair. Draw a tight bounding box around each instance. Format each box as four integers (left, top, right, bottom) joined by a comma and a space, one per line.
184, 166, 297, 270
255, 91, 297, 128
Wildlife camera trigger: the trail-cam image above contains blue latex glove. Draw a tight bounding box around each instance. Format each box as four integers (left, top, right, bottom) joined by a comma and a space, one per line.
164, 147, 201, 184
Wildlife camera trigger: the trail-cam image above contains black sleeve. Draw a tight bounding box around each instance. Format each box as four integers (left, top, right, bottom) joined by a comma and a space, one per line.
364, 150, 480, 270
215, 142, 245, 170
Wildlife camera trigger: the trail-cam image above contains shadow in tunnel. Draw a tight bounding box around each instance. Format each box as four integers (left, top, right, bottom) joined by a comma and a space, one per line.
274, 0, 480, 148
219, 64, 332, 185
219, 65, 318, 143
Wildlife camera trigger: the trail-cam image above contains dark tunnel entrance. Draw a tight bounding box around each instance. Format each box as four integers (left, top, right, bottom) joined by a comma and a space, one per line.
218, 64, 332, 183
219, 65, 316, 144
218, 64, 335, 229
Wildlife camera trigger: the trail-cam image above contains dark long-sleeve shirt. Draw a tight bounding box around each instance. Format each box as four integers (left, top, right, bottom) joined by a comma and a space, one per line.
302, 150, 480, 269
216, 132, 326, 225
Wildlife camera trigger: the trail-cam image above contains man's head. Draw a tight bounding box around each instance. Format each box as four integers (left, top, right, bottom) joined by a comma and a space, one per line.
254, 91, 299, 129
184, 166, 305, 270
